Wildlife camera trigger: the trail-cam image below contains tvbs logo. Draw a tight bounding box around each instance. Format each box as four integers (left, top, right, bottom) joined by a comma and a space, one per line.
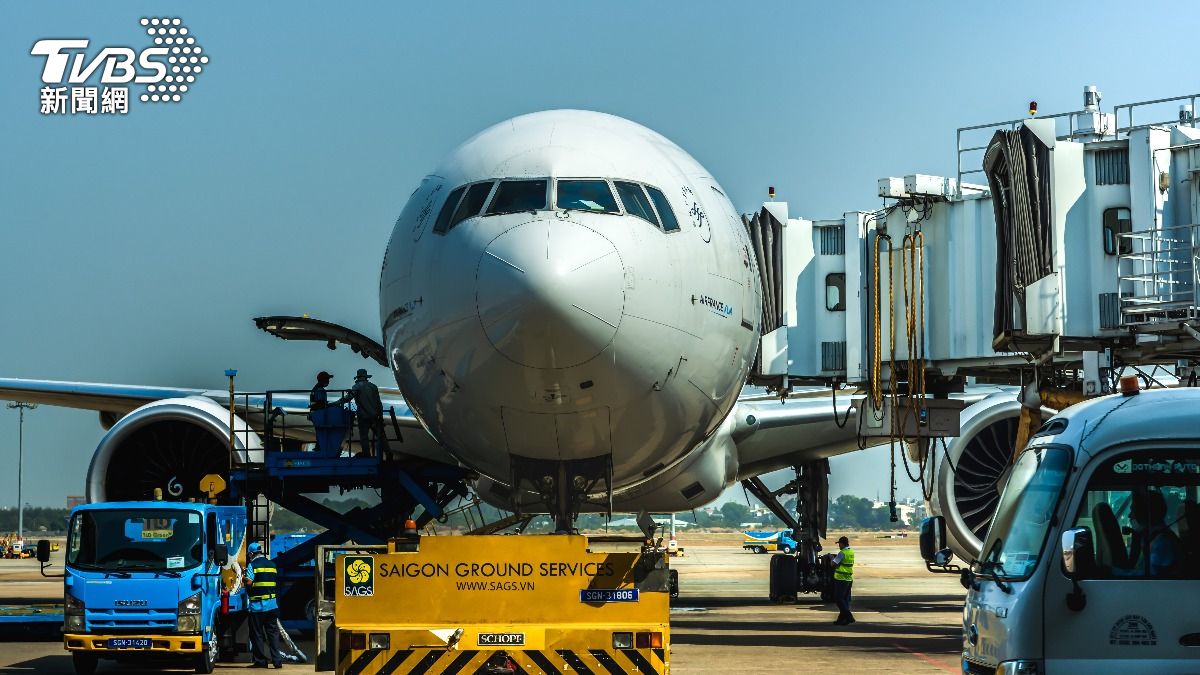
31, 17, 207, 115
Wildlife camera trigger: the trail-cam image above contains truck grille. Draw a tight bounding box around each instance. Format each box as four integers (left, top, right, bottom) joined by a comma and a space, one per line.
86, 608, 176, 630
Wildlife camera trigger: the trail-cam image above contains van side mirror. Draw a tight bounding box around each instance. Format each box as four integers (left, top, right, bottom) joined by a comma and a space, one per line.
1061, 527, 1095, 578
919, 516, 946, 562
213, 543, 229, 567
1061, 527, 1094, 612
36, 540, 50, 563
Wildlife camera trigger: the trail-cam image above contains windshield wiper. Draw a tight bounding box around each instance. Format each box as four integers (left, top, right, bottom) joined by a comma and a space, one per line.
103, 569, 132, 578
978, 559, 1013, 594
154, 570, 181, 578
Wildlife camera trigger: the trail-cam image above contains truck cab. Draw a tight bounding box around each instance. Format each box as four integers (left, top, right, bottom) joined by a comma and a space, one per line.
925, 387, 1200, 674
47, 501, 248, 675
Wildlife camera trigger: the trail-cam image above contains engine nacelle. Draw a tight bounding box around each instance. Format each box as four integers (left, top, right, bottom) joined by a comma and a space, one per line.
930, 393, 1022, 562
86, 397, 262, 504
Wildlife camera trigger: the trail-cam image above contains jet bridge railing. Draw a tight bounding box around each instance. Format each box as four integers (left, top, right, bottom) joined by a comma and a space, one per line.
1113, 93, 1200, 136
1118, 223, 1200, 325
955, 110, 1080, 197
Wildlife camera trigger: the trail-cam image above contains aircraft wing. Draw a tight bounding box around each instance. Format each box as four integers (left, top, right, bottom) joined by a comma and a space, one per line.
730, 385, 1010, 480
0, 377, 453, 462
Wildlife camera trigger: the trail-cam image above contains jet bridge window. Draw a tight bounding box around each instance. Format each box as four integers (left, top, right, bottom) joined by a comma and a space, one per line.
1102, 207, 1132, 256
614, 181, 659, 227
825, 273, 846, 311
556, 179, 619, 213
486, 179, 548, 215
645, 185, 680, 232
432, 186, 466, 235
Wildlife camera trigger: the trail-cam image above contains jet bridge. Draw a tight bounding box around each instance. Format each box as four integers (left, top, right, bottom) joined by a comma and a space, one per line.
752, 87, 1200, 563
758, 87, 1200, 391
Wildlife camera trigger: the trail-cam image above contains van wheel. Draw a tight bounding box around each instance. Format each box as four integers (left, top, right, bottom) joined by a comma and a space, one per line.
72, 653, 98, 675
195, 638, 217, 674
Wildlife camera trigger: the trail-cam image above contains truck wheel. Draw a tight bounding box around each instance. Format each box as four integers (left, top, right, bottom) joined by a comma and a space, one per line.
72, 653, 98, 675
781, 545, 794, 554
195, 638, 217, 674
753, 545, 765, 554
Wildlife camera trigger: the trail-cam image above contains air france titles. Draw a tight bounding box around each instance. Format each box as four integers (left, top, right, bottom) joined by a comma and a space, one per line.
378, 560, 617, 592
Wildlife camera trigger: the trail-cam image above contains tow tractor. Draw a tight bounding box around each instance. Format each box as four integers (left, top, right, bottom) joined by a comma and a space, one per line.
321, 533, 671, 674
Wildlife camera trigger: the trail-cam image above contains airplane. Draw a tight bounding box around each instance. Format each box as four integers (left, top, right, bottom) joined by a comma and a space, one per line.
0, 110, 1019, 558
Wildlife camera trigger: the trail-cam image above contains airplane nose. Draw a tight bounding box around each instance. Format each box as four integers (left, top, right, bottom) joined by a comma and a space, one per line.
476, 219, 625, 369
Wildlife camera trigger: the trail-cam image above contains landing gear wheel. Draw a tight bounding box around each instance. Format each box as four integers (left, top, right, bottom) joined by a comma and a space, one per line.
195, 637, 217, 674
72, 653, 98, 675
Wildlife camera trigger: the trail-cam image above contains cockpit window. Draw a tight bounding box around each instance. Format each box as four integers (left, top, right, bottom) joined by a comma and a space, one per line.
449, 181, 494, 230
486, 180, 547, 215
645, 186, 680, 232
432, 186, 466, 234
556, 179, 619, 213
614, 181, 659, 227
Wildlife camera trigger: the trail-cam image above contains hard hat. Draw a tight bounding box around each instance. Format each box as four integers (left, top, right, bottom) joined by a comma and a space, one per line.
316, 371, 333, 383
248, 542, 263, 555
355, 368, 372, 380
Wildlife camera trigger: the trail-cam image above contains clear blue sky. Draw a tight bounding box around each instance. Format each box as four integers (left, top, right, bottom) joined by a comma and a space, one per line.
0, 2, 1193, 507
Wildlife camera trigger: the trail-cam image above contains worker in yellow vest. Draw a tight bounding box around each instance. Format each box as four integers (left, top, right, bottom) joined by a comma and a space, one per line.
831, 535, 855, 625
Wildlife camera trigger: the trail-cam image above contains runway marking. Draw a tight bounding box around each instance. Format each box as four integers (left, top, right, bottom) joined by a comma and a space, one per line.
891, 642, 959, 674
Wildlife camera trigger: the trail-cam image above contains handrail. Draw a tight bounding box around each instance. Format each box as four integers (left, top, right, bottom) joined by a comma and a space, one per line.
1113, 93, 1200, 136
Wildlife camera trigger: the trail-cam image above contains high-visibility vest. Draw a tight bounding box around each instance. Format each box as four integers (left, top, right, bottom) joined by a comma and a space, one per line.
834, 547, 855, 582
247, 558, 278, 601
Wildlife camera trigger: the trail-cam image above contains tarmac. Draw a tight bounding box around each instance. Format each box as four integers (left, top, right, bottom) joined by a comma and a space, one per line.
0, 531, 965, 674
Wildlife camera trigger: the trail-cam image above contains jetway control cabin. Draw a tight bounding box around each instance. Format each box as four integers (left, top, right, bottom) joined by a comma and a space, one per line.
753, 89, 1200, 393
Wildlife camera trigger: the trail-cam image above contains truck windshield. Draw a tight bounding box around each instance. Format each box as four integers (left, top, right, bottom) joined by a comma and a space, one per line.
975, 446, 1072, 581
67, 509, 205, 572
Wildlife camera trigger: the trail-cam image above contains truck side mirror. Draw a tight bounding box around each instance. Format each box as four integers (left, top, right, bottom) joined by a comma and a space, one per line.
36, 540, 50, 563
919, 516, 947, 563
1061, 527, 1095, 578
213, 543, 229, 567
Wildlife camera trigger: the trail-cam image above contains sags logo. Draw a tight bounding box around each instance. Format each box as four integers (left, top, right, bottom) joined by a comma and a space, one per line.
31, 17, 207, 115
343, 556, 374, 597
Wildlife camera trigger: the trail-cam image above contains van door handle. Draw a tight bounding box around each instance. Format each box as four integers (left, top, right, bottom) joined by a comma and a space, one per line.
1179, 633, 1200, 647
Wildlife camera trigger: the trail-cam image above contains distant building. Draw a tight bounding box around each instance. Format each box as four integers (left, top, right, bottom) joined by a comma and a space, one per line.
67, 495, 86, 510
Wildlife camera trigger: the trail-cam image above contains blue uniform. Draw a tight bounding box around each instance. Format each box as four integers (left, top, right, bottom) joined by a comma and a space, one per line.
245, 556, 279, 612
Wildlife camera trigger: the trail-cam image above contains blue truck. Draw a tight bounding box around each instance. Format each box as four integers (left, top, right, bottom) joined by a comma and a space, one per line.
38, 499, 249, 675
743, 529, 799, 554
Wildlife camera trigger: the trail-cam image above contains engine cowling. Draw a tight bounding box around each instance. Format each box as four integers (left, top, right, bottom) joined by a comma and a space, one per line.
85, 397, 262, 504
931, 394, 1022, 562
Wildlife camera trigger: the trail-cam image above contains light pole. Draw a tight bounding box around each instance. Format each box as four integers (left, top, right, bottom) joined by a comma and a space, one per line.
7, 402, 37, 541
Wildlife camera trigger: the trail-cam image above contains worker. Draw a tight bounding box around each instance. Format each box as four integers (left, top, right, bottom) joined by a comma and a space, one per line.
334, 368, 386, 457
1120, 491, 1183, 577
309, 371, 334, 410
830, 535, 856, 625
243, 542, 284, 669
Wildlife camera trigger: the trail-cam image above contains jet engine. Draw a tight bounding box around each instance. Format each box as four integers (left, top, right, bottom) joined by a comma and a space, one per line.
930, 394, 1023, 562
85, 397, 262, 504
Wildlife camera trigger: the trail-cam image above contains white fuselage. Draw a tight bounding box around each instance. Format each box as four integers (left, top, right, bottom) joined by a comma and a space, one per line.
379, 110, 760, 511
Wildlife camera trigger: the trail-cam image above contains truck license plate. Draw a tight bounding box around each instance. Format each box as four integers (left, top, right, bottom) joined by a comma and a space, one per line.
579, 589, 639, 603
106, 638, 151, 649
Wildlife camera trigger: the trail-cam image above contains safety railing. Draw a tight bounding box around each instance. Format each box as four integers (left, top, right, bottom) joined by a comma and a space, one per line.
1113, 93, 1200, 136
1118, 223, 1200, 325
226, 389, 401, 462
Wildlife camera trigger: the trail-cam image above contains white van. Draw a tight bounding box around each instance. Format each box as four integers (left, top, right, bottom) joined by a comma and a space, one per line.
923, 386, 1200, 674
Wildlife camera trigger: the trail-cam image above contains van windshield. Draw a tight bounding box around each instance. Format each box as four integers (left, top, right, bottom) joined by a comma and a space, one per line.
975, 446, 1072, 581
67, 509, 205, 573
